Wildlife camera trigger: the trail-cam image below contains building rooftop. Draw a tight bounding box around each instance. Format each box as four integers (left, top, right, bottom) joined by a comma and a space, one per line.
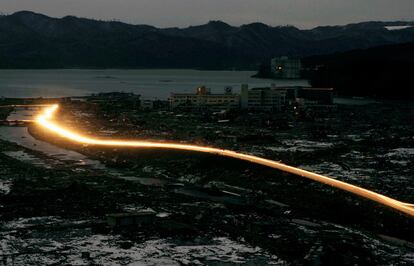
300, 88, 334, 91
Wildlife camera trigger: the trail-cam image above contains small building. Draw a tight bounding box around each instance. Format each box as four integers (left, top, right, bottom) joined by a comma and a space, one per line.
106, 210, 156, 227
170, 86, 240, 111
141, 99, 154, 110
88, 92, 141, 109
271, 56, 302, 79
272, 85, 302, 102
241, 84, 286, 111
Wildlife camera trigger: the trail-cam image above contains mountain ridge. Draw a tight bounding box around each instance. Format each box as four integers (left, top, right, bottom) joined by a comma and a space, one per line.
1, 11, 414, 69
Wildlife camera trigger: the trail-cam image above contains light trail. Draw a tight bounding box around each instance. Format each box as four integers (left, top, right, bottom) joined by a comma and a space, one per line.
36, 104, 414, 217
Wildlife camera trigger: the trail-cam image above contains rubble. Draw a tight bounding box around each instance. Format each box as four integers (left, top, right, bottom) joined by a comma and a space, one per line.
0, 98, 413, 264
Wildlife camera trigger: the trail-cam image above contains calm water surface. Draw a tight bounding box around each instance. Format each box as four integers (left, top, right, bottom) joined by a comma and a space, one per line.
0, 69, 309, 99
0, 108, 106, 169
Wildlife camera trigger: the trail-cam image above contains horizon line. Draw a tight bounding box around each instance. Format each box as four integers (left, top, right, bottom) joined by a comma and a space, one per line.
2, 10, 414, 31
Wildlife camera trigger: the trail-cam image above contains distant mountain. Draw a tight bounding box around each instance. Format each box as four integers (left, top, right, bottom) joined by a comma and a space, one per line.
1, 11, 414, 69
303, 42, 414, 99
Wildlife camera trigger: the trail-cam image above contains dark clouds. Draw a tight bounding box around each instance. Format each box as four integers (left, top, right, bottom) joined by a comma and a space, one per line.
1, 0, 413, 28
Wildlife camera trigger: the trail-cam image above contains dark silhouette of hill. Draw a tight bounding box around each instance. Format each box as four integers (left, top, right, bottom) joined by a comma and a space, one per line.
1, 11, 414, 69
303, 42, 414, 100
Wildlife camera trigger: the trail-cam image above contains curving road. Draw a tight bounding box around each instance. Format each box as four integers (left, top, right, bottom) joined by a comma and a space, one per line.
35, 104, 414, 217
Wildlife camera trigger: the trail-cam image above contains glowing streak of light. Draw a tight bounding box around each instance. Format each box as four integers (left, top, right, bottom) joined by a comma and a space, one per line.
36, 104, 414, 217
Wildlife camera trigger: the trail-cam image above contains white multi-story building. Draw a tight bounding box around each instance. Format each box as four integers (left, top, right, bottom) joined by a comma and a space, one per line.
170, 84, 332, 112
241, 84, 286, 111
170, 86, 240, 111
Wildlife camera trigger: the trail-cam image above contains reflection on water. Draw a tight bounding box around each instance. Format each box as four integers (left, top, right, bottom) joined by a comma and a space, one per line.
0, 107, 107, 170
7, 109, 37, 120
0, 126, 106, 169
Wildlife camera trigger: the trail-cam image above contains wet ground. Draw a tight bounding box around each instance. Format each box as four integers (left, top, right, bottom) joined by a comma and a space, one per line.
0, 108, 106, 170
0, 101, 413, 265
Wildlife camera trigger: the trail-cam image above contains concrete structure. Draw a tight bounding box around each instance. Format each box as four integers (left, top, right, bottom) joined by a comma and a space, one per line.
269, 86, 334, 106
271, 86, 301, 101
170, 84, 333, 112
241, 85, 286, 111
271, 56, 302, 79
170, 86, 240, 111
